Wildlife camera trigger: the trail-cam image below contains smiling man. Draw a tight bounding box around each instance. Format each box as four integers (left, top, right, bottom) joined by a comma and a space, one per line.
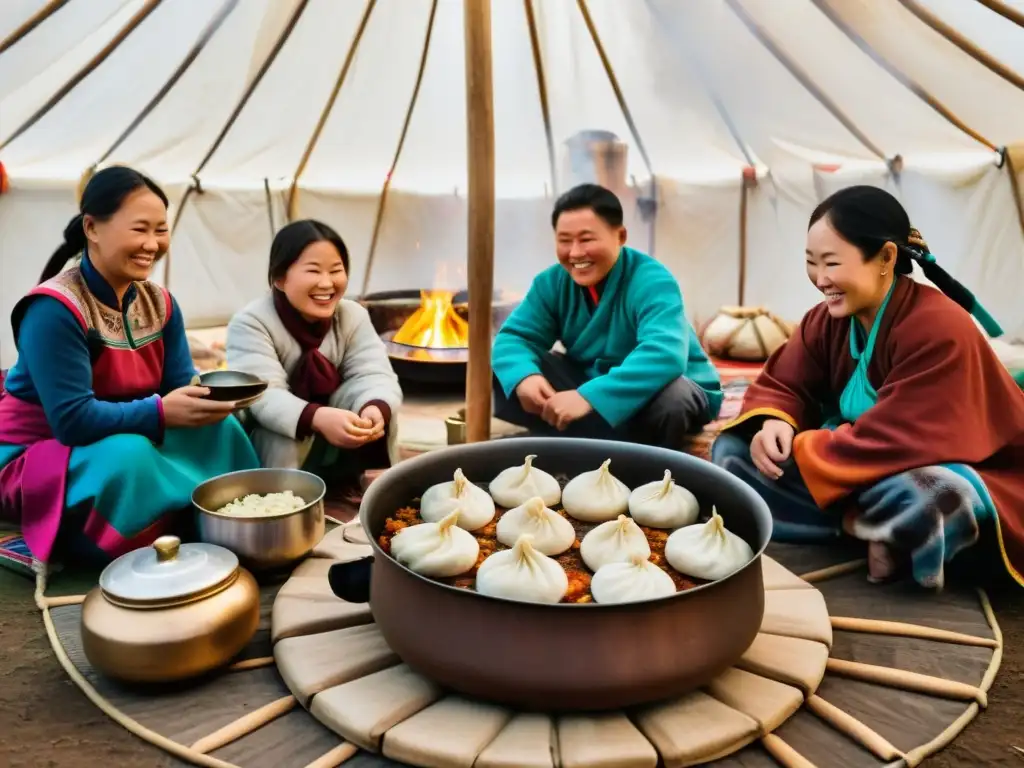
491, 184, 723, 449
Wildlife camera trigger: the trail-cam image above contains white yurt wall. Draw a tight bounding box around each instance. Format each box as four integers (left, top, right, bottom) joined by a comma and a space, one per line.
2, 0, 1024, 368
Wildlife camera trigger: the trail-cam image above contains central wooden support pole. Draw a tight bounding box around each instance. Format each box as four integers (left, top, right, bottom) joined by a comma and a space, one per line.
463, 0, 496, 444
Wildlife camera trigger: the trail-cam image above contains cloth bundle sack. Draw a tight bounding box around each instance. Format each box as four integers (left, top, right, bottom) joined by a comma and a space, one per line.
700, 306, 793, 362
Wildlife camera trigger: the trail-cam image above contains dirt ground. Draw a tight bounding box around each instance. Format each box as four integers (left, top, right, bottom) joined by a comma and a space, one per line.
0, 568, 1019, 768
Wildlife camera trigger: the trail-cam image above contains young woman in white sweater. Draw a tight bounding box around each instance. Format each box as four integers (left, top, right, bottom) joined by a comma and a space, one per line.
226, 220, 402, 487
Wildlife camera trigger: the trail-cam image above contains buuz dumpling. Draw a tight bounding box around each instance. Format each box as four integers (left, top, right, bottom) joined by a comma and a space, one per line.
495, 497, 576, 555
580, 513, 651, 572
561, 459, 630, 522
590, 553, 677, 604
665, 508, 754, 581
488, 455, 561, 508
390, 510, 480, 578
419, 468, 496, 531
628, 470, 699, 529
475, 534, 568, 604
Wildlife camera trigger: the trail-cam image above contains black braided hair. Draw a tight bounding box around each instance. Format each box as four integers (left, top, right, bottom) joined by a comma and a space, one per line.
39, 166, 168, 284
809, 186, 976, 316
898, 228, 977, 315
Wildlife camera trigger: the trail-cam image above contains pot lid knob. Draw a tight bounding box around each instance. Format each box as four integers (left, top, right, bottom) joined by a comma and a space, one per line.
153, 535, 180, 562
99, 535, 239, 606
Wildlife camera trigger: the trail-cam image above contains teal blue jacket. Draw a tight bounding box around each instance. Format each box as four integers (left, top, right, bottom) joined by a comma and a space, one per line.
492, 247, 723, 428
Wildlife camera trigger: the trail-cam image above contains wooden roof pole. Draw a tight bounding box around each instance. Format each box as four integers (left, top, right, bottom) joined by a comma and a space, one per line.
463, 0, 496, 444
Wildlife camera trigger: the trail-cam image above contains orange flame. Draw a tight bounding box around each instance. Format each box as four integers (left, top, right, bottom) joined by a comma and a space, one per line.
392, 290, 469, 349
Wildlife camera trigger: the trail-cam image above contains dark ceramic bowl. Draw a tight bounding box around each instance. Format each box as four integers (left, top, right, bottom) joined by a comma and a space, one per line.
333, 437, 773, 712
198, 370, 268, 402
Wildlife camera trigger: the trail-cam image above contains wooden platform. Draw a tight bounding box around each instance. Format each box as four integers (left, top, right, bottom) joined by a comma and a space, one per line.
273, 528, 830, 767
40, 527, 1004, 768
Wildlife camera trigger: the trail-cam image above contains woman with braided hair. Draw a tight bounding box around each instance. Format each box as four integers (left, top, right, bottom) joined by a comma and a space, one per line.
712, 185, 1024, 589
0, 166, 259, 567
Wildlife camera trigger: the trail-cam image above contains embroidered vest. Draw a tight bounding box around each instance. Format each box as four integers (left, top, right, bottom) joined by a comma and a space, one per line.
13, 267, 171, 400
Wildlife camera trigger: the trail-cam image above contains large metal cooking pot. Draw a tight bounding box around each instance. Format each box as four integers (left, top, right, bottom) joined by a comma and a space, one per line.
331, 437, 772, 712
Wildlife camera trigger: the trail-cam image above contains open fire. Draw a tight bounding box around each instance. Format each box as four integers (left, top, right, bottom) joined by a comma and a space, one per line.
365, 262, 519, 384
391, 290, 469, 350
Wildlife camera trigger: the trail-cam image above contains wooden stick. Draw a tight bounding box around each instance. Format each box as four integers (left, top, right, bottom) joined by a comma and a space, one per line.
898, 590, 1006, 767
359, 0, 438, 292
977, 589, 1004, 693
899, 0, 1024, 92
285, 0, 377, 221
826, 658, 985, 706
975, 0, 1024, 28
190, 695, 297, 754
575, 0, 654, 177
43, 594, 87, 608
799, 559, 866, 583
809, 0, 996, 151
0, 0, 70, 57
227, 656, 275, 672
806, 694, 903, 761
830, 616, 998, 648
761, 734, 818, 768
463, 0, 496, 444
522, 0, 557, 194
94, 0, 241, 167
0, 0, 162, 151
902, 702, 980, 768
302, 743, 359, 768
170, 0, 310, 239
737, 172, 748, 306
40, 605, 242, 768
1003, 149, 1024, 262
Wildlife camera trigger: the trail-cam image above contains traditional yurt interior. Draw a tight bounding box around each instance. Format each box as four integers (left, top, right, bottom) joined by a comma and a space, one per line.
5, 0, 1024, 361
0, 2, 1023, 767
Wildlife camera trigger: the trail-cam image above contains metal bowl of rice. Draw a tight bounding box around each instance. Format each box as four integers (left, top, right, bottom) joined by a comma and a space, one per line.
192, 468, 327, 571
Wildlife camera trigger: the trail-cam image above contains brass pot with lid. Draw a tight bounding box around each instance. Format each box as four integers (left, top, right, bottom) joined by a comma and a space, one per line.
80, 535, 260, 683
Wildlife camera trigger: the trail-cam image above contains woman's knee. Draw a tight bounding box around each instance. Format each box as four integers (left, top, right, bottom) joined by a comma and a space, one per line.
250, 427, 308, 469
76, 434, 161, 485
710, 431, 751, 468
96, 433, 160, 461
880, 466, 976, 504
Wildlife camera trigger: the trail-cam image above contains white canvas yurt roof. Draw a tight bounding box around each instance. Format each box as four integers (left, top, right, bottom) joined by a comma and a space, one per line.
3, 0, 1024, 367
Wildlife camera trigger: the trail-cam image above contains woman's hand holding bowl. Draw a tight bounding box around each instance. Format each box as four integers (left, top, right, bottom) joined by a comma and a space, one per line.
162, 386, 237, 428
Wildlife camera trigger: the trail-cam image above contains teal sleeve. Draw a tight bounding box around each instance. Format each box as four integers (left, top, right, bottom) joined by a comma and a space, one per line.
492, 272, 560, 397
577, 269, 687, 427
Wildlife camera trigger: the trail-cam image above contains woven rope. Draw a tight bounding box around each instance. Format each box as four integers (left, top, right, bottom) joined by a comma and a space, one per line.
36, 568, 1004, 768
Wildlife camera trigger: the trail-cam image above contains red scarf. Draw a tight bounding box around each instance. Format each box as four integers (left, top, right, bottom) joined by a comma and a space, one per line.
272, 290, 342, 404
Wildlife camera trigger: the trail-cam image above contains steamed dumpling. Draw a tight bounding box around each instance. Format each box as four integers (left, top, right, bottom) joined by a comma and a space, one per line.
475, 535, 568, 604
562, 459, 630, 522
488, 455, 561, 508
390, 510, 480, 578
420, 468, 496, 531
628, 470, 699, 529
665, 508, 754, 581
580, 514, 651, 572
495, 497, 576, 555
591, 553, 677, 604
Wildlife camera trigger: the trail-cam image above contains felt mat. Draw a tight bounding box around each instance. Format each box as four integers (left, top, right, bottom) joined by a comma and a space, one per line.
40, 538, 1002, 768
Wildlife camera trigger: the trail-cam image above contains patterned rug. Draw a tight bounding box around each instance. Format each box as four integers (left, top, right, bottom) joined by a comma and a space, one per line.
682, 359, 762, 462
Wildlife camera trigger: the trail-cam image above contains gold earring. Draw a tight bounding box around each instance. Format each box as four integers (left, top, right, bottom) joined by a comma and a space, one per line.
881, 269, 888, 276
